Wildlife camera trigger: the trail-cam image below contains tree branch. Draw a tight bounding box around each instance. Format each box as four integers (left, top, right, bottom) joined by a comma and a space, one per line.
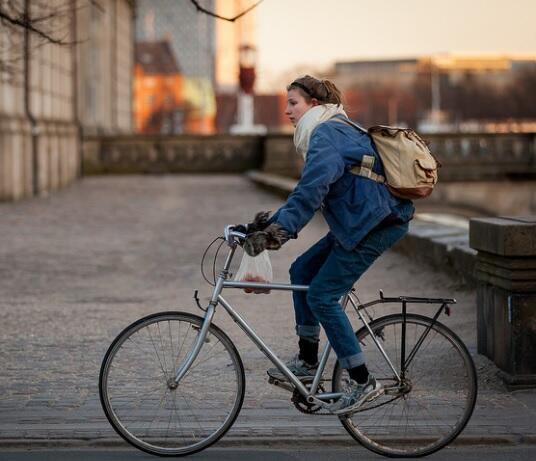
189, 0, 263, 22
0, 4, 74, 45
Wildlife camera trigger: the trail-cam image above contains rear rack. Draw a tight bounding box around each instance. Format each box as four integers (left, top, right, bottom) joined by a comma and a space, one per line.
357, 289, 456, 311
379, 289, 456, 305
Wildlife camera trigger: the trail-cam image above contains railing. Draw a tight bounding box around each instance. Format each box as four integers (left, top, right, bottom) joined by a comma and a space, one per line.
258, 131, 536, 216
428, 132, 536, 181
81, 131, 536, 182
82, 134, 265, 174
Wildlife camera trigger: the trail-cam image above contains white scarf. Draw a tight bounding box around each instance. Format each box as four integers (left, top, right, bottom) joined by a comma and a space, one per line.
293, 104, 348, 160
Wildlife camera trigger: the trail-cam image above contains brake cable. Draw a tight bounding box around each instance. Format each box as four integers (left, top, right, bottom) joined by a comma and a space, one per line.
200, 236, 225, 286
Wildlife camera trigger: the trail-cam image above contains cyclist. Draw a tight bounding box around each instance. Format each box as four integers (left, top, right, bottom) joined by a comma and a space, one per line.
240, 75, 414, 415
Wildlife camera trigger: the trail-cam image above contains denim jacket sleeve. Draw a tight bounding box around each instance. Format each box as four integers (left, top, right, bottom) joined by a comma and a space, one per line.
270, 128, 346, 237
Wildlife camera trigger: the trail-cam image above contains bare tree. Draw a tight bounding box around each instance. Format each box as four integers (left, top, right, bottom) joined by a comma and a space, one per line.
189, 0, 264, 22
0, 0, 75, 81
0, 0, 73, 45
0, 0, 264, 81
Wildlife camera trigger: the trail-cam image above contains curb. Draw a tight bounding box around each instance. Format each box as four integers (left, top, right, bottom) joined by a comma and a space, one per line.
246, 170, 298, 199
2, 434, 536, 450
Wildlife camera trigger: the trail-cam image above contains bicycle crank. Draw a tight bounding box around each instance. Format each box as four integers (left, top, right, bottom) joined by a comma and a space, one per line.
292, 384, 326, 414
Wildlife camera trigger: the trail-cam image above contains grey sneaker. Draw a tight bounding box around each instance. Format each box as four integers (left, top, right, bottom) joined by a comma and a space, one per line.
267, 354, 318, 382
329, 375, 384, 416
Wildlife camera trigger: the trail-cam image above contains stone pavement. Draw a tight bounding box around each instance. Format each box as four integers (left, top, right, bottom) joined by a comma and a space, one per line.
0, 175, 535, 447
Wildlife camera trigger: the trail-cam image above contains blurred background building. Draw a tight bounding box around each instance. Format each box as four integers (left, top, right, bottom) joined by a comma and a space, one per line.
134, 40, 185, 134
331, 54, 536, 133
136, 0, 217, 134
135, 0, 286, 135
2, 1, 535, 203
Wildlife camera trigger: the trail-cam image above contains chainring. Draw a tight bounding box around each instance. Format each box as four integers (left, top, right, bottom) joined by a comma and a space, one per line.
291, 383, 326, 414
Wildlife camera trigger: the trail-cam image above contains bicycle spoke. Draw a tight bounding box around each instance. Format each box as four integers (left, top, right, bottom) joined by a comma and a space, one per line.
156, 322, 170, 377
146, 324, 170, 379
334, 314, 476, 457
170, 322, 195, 374
100, 313, 244, 455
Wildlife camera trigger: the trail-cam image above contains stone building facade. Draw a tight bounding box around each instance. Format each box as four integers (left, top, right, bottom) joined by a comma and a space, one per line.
0, 0, 134, 202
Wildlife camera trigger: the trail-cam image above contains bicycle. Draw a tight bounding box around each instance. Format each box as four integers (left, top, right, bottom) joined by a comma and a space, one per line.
99, 225, 477, 458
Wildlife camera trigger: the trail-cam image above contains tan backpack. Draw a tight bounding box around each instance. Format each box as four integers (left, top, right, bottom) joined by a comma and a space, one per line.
334, 119, 440, 200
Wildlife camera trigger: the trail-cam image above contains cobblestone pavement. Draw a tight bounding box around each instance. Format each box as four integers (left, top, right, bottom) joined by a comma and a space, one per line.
0, 175, 535, 445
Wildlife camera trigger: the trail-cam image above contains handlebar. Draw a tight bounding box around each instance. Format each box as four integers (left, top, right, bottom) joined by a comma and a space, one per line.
224, 225, 247, 246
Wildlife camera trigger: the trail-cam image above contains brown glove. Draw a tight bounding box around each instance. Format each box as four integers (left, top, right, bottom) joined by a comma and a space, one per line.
247, 211, 271, 233
243, 223, 289, 257
234, 211, 271, 235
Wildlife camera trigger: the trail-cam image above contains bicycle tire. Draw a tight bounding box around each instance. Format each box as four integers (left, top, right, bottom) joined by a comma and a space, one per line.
332, 313, 477, 458
99, 311, 245, 457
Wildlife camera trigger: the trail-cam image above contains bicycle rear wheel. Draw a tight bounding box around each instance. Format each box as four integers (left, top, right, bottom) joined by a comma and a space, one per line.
332, 313, 477, 458
99, 311, 245, 456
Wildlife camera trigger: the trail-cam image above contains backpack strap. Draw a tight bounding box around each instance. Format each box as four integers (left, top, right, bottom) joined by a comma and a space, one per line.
349, 155, 386, 183
330, 114, 368, 133
329, 116, 386, 184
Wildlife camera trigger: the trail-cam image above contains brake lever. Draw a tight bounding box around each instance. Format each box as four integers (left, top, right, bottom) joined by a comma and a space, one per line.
193, 290, 206, 312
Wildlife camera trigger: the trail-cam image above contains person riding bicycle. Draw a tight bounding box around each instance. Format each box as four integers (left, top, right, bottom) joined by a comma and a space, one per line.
239, 75, 415, 415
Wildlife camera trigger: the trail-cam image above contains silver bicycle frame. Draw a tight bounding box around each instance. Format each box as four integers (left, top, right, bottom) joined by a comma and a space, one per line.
348, 292, 401, 381
174, 231, 366, 404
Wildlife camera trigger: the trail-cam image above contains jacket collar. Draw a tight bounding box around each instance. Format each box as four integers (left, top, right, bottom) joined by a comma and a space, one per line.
293, 104, 348, 160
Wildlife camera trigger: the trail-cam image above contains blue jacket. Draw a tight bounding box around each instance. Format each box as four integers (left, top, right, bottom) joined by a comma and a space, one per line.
270, 117, 415, 251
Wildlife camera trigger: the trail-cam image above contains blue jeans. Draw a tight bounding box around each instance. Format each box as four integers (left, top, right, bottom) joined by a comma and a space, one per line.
289, 222, 409, 369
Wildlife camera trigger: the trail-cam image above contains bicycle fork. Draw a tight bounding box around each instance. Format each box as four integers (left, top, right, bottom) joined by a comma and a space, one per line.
172, 304, 216, 385
173, 243, 238, 385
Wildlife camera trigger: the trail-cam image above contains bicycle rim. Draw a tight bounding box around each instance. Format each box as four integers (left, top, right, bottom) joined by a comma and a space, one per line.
332, 313, 477, 457
99, 311, 245, 456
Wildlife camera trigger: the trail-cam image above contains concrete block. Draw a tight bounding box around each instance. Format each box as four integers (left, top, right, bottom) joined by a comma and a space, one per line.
477, 285, 536, 388
472, 216, 536, 388
470, 216, 536, 257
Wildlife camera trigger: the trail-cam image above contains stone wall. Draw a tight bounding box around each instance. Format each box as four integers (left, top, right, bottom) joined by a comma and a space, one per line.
0, 0, 79, 202
429, 132, 536, 181
35, 121, 79, 193
470, 217, 536, 388
0, 0, 134, 202
261, 132, 536, 181
76, 0, 134, 135
263, 134, 303, 179
424, 180, 536, 216
0, 6, 29, 201
0, 117, 32, 200
82, 135, 264, 174
260, 131, 536, 215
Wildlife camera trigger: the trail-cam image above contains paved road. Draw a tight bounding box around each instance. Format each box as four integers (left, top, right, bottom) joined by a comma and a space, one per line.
2, 446, 536, 461
0, 175, 534, 445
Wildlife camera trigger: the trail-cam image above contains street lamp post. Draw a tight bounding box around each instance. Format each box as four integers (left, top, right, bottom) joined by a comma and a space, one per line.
230, 45, 266, 135
431, 63, 441, 125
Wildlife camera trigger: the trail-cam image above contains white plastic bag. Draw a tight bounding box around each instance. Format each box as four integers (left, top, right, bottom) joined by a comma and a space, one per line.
234, 250, 273, 294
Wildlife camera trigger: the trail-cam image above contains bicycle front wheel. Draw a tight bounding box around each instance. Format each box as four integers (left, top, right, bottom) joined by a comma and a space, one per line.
99, 311, 245, 456
332, 313, 477, 458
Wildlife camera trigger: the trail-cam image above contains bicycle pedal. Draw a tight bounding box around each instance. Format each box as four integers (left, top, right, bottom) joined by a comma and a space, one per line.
268, 373, 315, 383
268, 376, 294, 393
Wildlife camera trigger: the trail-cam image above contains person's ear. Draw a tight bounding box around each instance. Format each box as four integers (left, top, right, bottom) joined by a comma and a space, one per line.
311, 98, 319, 106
